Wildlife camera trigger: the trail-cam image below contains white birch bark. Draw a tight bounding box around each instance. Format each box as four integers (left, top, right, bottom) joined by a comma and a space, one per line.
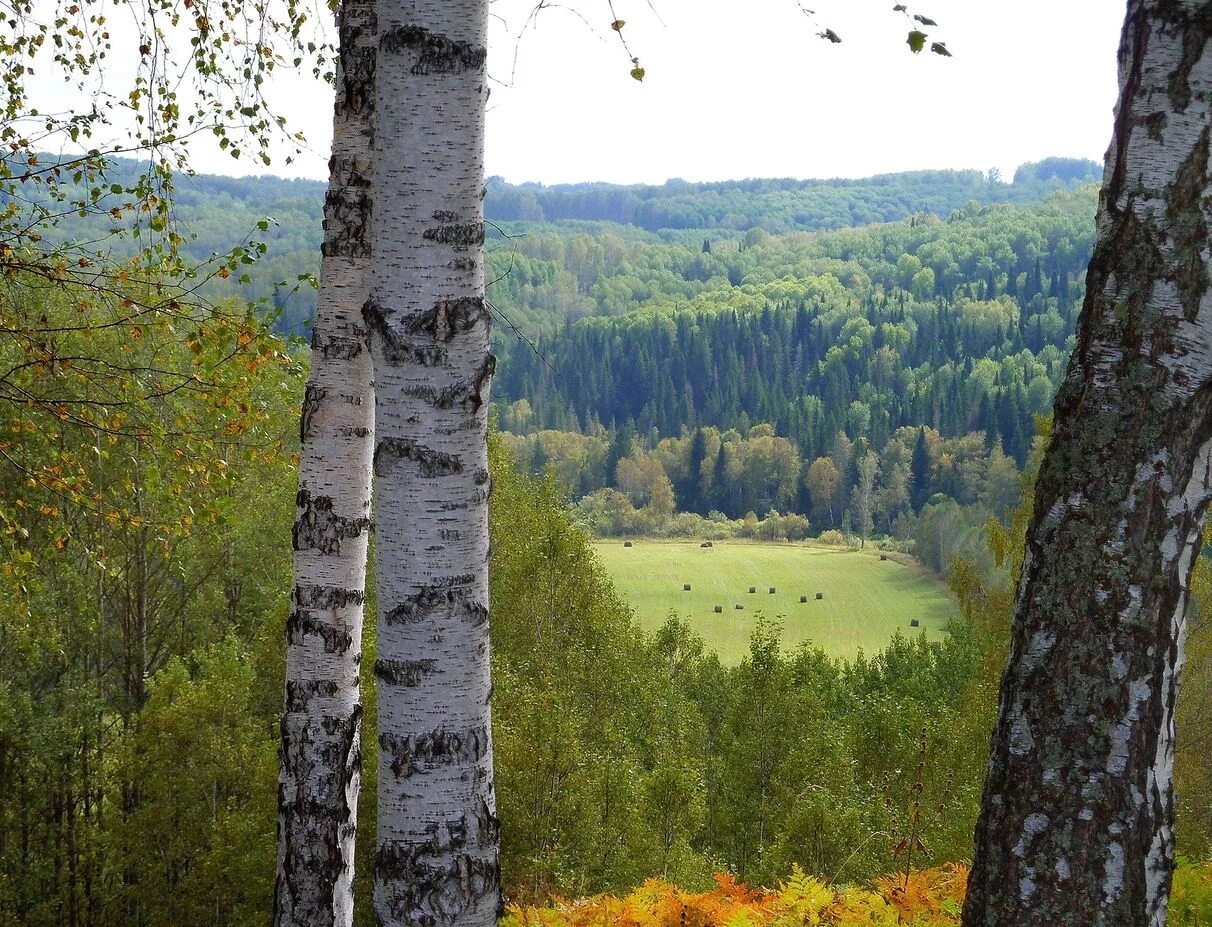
274, 3, 375, 924
367, 2, 501, 925
964, 3, 1212, 925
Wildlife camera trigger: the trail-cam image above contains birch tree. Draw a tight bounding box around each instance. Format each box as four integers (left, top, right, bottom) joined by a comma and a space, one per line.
852, 452, 877, 549
963, 3, 1212, 925
273, 2, 375, 924
366, 1, 501, 925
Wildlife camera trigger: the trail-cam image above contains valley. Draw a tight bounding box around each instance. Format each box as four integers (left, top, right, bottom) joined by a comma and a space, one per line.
593, 540, 955, 661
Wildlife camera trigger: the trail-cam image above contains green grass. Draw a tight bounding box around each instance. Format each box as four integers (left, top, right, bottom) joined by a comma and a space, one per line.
592, 540, 959, 662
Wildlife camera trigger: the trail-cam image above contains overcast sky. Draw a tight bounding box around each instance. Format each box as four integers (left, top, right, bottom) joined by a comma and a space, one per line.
473, 0, 1125, 185
36, 1, 1127, 186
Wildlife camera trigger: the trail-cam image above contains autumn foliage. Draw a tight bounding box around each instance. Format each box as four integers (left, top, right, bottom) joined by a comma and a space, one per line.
505, 861, 1212, 927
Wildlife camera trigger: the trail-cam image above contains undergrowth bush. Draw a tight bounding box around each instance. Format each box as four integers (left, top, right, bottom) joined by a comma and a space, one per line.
504, 861, 1212, 927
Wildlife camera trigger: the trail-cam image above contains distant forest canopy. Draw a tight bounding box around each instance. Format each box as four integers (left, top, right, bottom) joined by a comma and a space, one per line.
16, 154, 1100, 336
494, 188, 1097, 465
484, 157, 1101, 231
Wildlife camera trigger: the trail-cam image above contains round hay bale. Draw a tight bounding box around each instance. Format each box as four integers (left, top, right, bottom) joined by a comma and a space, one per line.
683, 583, 691, 591
714, 605, 723, 613
700, 541, 711, 548
623, 540, 633, 548
769, 586, 776, 594
910, 618, 920, 628
748, 586, 756, 594
815, 592, 824, 600
880, 554, 888, 561
800, 595, 808, 603
735, 604, 744, 610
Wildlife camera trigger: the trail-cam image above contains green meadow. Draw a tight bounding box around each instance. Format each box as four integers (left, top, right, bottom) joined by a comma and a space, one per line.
592, 540, 959, 662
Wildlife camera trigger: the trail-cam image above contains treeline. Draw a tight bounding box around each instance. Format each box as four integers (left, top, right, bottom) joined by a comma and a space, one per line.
495, 189, 1097, 465
499, 423, 1019, 546
484, 158, 1100, 232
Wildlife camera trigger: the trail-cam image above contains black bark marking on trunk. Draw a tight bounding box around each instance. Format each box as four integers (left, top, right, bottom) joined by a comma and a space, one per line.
295, 583, 368, 610
407, 297, 491, 343
276, 703, 363, 925
300, 384, 326, 444
374, 847, 500, 925
462, 355, 494, 414
294, 490, 372, 555
336, 6, 377, 117
374, 658, 439, 687
287, 607, 356, 654
423, 221, 485, 252
373, 438, 462, 478
398, 355, 495, 411
379, 24, 487, 75
378, 723, 491, 779
321, 173, 372, 260
383, 583, 487, 627
314, 333, 366, 361
285, 679, 341, 712
363, 297, 449, 366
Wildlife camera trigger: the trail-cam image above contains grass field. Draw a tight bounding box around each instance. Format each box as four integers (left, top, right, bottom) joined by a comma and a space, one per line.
592, 540, 959, 662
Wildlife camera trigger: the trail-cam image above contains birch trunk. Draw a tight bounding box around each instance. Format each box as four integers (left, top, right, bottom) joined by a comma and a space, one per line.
963, 4, 1212, 925
273, 3, 375, 924
367, 2, 500, 925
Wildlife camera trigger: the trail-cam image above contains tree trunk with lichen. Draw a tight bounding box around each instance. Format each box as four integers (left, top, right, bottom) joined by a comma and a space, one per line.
366, 1, 501, 925
273, 3, 375, 924
963, 3, 1212, 926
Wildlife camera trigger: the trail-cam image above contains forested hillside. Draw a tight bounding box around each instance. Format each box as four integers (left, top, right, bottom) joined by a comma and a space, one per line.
20, 155, 1099, 336
495, 189, 1095, 464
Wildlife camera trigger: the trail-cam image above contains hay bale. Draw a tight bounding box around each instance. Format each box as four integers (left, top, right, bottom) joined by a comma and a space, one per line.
910, 618, 920, 628
815, 592, 824, 600
683, 583, 691, 591
714, 605, 723, 614
748, 586, 756, 594
769, 586, 776, 594
700, 541, 711, 548
800, 595, 808, 603
735, 604, 744, 610
623, 540, 633, 548
880, 554, 888, 561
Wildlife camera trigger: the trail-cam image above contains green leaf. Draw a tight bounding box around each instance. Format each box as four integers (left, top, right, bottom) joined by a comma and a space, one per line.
630, 66, 645, 81
930, 41, 951, 57
906, 30, 927, 53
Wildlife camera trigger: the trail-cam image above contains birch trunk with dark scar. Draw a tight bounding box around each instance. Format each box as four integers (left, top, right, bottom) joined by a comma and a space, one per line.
273, 2, 375, 924
368, 2, 500, 925
963, 4, 1212, 926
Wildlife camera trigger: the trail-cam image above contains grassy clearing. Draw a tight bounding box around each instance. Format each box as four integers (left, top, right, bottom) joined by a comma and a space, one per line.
592, 540, 958, 662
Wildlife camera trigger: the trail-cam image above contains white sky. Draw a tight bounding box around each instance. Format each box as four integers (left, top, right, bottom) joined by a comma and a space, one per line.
475, 0, 1125, 185
30, 0, 1127, 185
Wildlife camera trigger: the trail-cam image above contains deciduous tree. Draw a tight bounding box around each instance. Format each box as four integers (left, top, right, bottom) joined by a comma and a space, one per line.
964, 4, 1212, 924
364, 1, 500, 924
274, 1, 376, 924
